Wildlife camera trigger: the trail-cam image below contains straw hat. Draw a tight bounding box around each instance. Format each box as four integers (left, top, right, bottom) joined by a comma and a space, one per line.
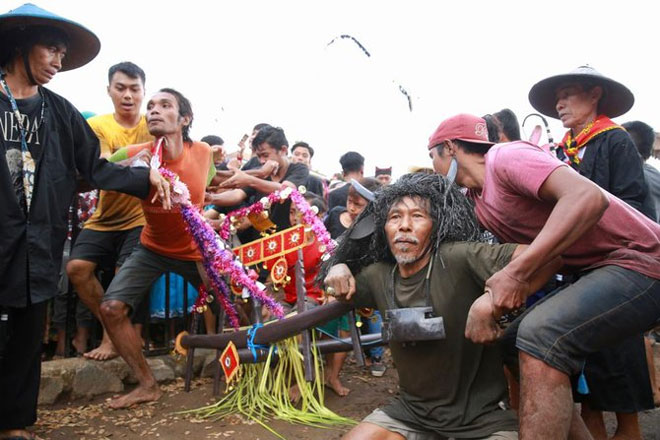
0, 3, 100, 71
528, 66, 634, 119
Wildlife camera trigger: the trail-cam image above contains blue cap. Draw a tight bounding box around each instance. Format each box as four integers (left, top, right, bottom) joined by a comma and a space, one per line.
0, 3, 100, 71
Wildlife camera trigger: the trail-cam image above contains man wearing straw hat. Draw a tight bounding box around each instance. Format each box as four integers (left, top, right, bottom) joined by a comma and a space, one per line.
0, 4, 170, 438
529, 66, 654, 218
529, 66, 655, 439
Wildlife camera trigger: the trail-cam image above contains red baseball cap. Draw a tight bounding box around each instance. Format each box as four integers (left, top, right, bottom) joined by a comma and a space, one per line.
427, 113, 494, 150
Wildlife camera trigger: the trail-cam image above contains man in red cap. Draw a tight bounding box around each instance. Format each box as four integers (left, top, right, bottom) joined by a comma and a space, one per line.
426, 113, 660, 439
0, 4, 170, 438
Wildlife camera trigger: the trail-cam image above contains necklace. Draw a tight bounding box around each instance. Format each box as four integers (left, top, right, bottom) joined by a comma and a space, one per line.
0, 70, 46, 213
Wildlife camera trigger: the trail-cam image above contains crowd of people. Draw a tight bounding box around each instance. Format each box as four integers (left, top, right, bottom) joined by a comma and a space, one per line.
1, 3, 659, 440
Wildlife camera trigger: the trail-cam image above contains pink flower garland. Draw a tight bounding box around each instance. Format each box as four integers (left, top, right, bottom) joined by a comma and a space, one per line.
289, 189, 336, 257
220, 187, 335, 258
158, 168, 284, 328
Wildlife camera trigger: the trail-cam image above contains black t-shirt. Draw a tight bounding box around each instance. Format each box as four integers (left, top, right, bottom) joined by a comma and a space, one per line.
0, 91, 44, 212
241, 162, 309, 199
304, 174, 325, 198
282, 162, 309, 186
209, 157, 262, 229
242, 162, 309, 230
324, 206, 348, 239
328, 183, 349, 211
241, 156, 262, 171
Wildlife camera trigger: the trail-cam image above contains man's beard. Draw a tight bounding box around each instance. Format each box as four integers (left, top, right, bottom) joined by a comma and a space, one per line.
391, 234, 425, 265
393, 253, 424, 265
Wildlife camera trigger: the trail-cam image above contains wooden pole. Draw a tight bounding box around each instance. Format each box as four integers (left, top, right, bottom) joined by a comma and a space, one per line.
181, 301, 353, 350
295, 248, 315, 382
184, 312, 200, 392
347, 310, 365, 367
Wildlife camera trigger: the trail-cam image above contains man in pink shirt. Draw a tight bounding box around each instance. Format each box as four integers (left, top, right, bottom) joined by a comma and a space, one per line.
426, 113, 660, 439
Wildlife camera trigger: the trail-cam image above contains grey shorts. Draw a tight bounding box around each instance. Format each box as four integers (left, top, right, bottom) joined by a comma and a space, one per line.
362, 408, 518, 440
503, 265, 660, 376
103, 244, 202, 316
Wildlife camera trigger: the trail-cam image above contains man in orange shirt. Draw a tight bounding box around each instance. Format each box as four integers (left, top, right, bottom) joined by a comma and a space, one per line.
100, 88, 215, 409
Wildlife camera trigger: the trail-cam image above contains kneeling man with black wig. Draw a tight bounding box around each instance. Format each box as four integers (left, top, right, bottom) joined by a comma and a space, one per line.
322, 173, 559, 440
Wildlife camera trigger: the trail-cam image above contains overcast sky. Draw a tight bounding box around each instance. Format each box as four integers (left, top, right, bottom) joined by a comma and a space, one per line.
27, 0, 660, 178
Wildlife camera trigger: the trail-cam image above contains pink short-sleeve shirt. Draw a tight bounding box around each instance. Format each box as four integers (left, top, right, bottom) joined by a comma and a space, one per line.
470, 141, 660, 279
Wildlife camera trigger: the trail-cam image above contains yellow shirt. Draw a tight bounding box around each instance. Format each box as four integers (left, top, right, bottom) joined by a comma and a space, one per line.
83, 114, 152, 231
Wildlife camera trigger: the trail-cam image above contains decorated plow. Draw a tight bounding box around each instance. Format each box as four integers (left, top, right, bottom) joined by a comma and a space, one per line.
160, 170, 383, 435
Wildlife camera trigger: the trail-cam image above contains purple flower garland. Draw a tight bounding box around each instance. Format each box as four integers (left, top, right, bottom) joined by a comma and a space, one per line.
159, 168, 284, 328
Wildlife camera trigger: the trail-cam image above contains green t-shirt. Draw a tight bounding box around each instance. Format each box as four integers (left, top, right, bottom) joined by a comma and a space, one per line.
353, 241, 518, 438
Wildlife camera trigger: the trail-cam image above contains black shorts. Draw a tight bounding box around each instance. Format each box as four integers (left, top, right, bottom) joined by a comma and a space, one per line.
69, 226, 143, 269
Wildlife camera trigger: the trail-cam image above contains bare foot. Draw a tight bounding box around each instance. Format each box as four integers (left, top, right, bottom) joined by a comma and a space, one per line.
108, 385, 162, 409
325, 374, 350, 397
84, 340, 119, 361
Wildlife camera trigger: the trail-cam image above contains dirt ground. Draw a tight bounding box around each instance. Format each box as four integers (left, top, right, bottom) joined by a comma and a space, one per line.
35, 356, 394, 440
35, 351, 660, 440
